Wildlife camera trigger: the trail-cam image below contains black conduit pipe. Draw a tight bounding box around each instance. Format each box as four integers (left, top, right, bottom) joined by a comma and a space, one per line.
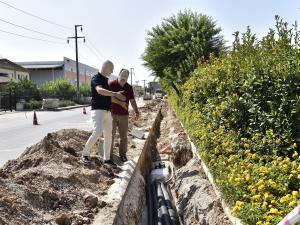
160, 182, 177, 225
157, 182, 172, 225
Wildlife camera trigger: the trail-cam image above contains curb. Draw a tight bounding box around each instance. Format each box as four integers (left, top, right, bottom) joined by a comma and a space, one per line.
55, 104, 90, 111
0, 105, 90, 115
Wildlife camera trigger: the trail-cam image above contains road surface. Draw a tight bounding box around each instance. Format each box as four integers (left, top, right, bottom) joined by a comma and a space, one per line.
0, 107, 92, 166
0, 99, 146, 167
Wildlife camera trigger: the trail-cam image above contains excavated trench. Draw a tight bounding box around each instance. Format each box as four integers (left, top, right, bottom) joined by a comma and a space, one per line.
106, 102, 232, 225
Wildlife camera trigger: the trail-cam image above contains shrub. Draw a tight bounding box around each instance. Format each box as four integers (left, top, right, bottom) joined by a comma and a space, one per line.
59, 100, 75, 107
40, 79, 76, 100
80, 83, 91, 97
167, 16, 300, 224
24, 100, 42, 110
6, 78, 41, 101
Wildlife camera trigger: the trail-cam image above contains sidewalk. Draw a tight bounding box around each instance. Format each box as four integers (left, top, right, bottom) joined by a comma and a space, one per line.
0, 104, 89, 116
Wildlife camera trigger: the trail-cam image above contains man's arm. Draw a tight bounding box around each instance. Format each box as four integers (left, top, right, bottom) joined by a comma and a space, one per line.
96, 86, 126, 101
112, 97, 128, 110
130, 98, 139, 119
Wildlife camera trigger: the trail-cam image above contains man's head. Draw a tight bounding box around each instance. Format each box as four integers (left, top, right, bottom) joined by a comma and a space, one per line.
118, 69, 129, 86
101, 60, 114, 77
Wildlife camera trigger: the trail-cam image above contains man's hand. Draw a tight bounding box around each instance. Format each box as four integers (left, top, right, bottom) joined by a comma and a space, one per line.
121, 102, 128, 110
115, 91, 126, 101
112, 97, 128, 110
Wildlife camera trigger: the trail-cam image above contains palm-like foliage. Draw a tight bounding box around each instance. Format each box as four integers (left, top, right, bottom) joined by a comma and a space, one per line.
142, 10, 226, 96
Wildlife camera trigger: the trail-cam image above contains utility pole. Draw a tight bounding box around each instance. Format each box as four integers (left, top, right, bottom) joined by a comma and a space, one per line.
68, 25, 85, 100
142, 79, 147, 95
130, 68, 134, 86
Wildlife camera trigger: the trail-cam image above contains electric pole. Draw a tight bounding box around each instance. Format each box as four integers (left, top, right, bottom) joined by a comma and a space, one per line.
68, 25, 85, 100
142, 79, 147, 95
130, 68, 134, 86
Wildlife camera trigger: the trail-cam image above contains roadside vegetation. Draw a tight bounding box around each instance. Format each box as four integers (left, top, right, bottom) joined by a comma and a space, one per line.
143, 11, 300, 224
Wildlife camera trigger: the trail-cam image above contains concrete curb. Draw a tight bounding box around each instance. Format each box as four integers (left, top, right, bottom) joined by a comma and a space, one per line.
55, 104, 90, 111
0, 105, 90, 115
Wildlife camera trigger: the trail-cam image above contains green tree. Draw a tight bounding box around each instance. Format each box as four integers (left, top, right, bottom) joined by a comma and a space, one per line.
142, 9, 226, 96
6, 77, 41, 101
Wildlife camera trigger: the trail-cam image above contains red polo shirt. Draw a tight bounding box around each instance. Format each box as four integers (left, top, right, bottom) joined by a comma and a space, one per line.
109, 79, 134, 115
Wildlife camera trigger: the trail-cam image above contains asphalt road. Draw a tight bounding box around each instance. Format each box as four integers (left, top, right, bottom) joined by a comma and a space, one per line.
0, 107, 92, 166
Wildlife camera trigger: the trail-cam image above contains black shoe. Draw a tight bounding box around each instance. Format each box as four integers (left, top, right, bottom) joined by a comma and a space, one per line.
80, 155, 90, 164
120, 156, 128, 162
104, 159, 117, 166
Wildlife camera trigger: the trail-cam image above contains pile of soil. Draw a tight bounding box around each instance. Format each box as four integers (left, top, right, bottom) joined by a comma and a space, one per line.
0, 129, 121, 225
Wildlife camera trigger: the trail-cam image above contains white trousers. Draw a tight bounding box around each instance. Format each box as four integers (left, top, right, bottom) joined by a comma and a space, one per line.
82, 109, 112, 161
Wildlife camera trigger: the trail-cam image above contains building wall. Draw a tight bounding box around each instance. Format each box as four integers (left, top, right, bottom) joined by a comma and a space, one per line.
64, 71, 91, 85
0, 68, 29, 83
148, 81, 162, 94
29, 69, 64, 85
63, 57, 98, 85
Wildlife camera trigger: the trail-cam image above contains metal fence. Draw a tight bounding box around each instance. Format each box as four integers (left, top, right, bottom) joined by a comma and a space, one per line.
0, 91, 14, 112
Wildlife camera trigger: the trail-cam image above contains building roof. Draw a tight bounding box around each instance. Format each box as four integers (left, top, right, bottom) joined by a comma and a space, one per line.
16, 61, 64, 69
0, 59, 28, 72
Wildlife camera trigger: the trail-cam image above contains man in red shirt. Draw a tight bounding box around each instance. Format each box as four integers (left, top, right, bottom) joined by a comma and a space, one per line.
109, 69, 139, 162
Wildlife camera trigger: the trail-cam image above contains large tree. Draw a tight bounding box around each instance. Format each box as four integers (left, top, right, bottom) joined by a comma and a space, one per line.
142, 9, 226, 96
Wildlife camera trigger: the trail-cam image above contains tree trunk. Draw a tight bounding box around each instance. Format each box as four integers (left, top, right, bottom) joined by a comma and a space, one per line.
170, 81, 181, 97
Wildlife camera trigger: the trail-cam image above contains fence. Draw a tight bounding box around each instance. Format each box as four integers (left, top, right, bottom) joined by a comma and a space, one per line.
0, 91, 14, 112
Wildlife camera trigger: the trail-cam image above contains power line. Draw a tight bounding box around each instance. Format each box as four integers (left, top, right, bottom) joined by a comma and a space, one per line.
85, 38, 106, 59
0, 28, 65, 44
0, 0, 72, 30
84, 43, 104, 62
0, 18, 65, 40
68, 44, 96, 68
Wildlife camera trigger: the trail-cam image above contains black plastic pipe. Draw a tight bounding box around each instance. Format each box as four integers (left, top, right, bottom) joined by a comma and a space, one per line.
156, 182, 172, 225
160, 182, 177, 225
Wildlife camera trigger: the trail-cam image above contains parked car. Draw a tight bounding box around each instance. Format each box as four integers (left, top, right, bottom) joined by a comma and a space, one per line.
154, 90, 163, 99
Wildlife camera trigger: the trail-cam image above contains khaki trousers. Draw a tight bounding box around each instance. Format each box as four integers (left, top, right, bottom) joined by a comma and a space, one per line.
111, 114, 128, 158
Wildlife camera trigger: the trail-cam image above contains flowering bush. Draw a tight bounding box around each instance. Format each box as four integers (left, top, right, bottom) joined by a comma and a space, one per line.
168, 16, 300, 224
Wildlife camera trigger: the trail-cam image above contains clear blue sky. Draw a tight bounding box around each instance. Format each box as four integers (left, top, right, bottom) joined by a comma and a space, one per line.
0, 0, 299, 84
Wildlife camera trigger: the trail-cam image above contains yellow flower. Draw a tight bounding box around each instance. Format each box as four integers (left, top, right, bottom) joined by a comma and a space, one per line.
289, 201, 296, 207
269, 208, 279, 214
252, 153, 257, 159
256, 221, 263, 225
291, 170, 297, 174
252, 194, 261, 201
292, 191, 299, 197
259, 166, 268, 173
293, 143, 297, 148
262, 201, 268, 210
275, 139, 281, 144
264, 192, 270, 199
292, 151, 299, 158
258, 184, 265, 191
246, 174, 251, 182
280, 195, 291, 203
244, 143, 250, 149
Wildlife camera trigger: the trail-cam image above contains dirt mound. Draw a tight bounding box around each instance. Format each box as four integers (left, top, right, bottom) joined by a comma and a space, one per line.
0, 129, 120, 225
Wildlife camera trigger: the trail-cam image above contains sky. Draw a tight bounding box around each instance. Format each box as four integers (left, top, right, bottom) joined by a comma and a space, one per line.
0, 0, 299, 85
